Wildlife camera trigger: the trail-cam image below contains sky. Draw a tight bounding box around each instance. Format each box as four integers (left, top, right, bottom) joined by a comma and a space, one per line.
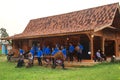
0, 0, 120, 36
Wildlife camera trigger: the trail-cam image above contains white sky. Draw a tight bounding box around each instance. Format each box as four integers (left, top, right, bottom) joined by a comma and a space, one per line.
0, 0, 120, 36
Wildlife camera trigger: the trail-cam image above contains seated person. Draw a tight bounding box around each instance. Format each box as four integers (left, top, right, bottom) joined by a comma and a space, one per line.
7, 50, 14, 61
101, 51, 106, 61
25, 53, 33, 68
16, 55, 24, 68
96, 50, 102, 62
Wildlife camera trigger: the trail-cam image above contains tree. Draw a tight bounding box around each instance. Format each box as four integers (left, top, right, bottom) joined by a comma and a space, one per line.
0, 28, 9, 44
0, 28, 9, 38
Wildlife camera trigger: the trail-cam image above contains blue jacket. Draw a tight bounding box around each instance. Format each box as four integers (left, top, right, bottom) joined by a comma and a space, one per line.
62, 48, 67, 57
32, 46, 39, 52
42, 46, 46, 54
19, 49, 24, 55
45, 47, 51, 55
37, 50, 43, 57
52, 48, 59, 56
79, 44, 84, 50
30, 49, 35, 56
69, 45, 74, 53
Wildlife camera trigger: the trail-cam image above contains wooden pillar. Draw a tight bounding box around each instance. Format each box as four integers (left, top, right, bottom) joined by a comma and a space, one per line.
86, 33, 94, 60
101, 37, 105, 52
90, 36, 94, 60
115, 39, 118, 57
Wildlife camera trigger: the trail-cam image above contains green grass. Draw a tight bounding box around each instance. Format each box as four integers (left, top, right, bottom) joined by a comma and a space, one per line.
0, 50, 1, 54
0, 55, 120, 80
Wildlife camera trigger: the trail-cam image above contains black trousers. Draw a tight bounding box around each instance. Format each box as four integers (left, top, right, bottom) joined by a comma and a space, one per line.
77, 52, 82, 62
17, 59, 24, 67
69, 52, 73, 61
38, 57, 42, 66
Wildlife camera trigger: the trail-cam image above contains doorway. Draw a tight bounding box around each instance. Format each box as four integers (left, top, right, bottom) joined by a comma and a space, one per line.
105, 40, 115, 57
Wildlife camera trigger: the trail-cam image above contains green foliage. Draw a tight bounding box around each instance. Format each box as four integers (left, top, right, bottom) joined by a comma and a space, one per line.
0, 55, 120, 80
0, 28, 9, 38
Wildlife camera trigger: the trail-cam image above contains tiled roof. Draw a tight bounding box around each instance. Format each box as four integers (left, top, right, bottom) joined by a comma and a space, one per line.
14, 3, 120, 39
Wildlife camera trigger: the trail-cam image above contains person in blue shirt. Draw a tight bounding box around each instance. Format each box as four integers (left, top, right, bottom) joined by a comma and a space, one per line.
52, 47, 59, 56
61, 46, 67, 59
78, 42, 84, 53
45, 46, 51, 55
68, 43, 74, 62
76, 42, 84, 62
37, 48, 43, 66
30, 48, 35, 56
19, 48, 25, 55
51, 47, 60, 66
32, 45, 39, 56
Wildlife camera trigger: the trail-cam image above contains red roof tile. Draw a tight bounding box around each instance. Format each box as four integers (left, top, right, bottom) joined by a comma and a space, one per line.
13, 3, 120, 39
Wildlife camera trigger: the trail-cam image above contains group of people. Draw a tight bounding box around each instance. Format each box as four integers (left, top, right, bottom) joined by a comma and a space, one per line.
16, 42, 84, 68
95, 49, 106, 62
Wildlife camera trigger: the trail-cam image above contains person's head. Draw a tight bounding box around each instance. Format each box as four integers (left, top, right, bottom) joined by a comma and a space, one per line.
78, 42, 80, 45
47, 46, 49, 48
61, 46, 64, 50
37, 43, 40, 46
98, 49, 100, 52
69, 43, 72, 46
19, 48, 22, 50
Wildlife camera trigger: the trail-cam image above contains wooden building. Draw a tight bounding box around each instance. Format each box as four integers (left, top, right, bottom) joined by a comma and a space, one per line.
7, 3, 120, 59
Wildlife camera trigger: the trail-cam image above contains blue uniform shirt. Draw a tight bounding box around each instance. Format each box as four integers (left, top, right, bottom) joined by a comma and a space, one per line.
42, 46, 46, 54
69, 45, 74, 53
37, 50, 43, 57
62, 48, 67, 57
45, 47, 51, 55
33, 46, 39, 52
19, 49, 24, 55
79, 44, 84, 50
52, 48, 59, 56
30, 49, 35, 56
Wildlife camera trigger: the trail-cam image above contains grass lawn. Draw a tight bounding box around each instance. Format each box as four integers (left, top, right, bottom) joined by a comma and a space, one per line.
0, 55, 120, 80
0, 50, 1, 54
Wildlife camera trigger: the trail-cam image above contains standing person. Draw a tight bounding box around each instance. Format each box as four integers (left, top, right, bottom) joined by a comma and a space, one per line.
61, 46, 67, 59
68, 43, 74, 62
75, 43, 82, 62
51, 47, 59, 66
78, 43, 84, 53
51, 47, 59, 56
78, 43, 84, 62
7, 44, 14, 61
45, 46, 51, 55
37, 48, 43, 66
32, 44, 38, 58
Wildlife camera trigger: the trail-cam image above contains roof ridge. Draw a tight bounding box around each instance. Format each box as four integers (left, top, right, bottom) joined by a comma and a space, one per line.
31, 2, 119, 21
